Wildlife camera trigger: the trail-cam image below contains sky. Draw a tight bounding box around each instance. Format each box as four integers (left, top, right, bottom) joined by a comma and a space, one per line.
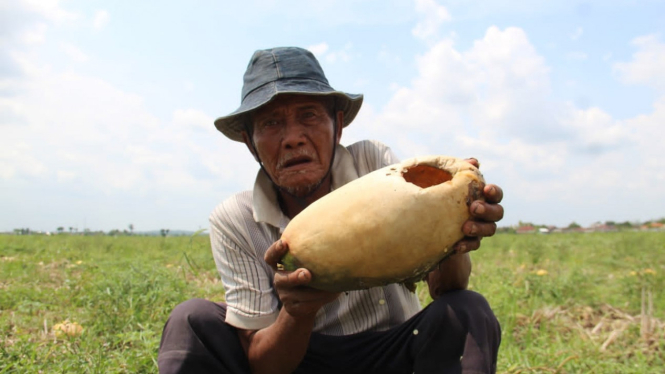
1, 0, 664, 233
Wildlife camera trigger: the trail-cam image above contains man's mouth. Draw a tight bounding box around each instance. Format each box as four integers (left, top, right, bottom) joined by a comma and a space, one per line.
281, 155, 313, 169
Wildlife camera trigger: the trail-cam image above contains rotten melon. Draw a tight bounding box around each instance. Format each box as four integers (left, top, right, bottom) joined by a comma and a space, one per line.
280, 156, 485, 292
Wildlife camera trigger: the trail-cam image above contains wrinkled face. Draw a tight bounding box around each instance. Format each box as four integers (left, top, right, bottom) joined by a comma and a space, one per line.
243, 95, 342, 197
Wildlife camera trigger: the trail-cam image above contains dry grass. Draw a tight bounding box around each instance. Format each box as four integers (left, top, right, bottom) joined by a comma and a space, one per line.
515, 295, 662, 354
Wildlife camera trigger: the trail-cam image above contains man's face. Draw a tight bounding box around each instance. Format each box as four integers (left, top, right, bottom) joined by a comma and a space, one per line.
244, 94, 341, 197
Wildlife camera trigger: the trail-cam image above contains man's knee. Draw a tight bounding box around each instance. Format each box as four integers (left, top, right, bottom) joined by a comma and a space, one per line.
428, 290, 498, 329
420, 291, 500, 371
167, 298, 226, 328
159, 300, 245, 374
161, 298, 227, 351
435, 290, 491, 312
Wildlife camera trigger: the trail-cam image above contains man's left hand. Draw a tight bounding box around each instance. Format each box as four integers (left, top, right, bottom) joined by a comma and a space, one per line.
453, 158, 504, 253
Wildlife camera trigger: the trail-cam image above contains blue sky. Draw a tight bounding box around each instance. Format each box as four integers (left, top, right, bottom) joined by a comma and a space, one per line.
2, 0, 664, 232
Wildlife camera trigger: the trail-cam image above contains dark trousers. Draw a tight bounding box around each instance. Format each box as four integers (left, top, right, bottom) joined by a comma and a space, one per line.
158, 290, 500, 374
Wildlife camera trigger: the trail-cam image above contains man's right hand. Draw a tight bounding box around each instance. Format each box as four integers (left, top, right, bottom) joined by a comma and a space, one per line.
265, 240, 340, 318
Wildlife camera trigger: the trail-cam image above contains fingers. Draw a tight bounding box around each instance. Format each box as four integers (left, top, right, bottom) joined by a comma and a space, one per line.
470, 199, 504, 222
264, 240, 289, 270
453, 237, 482, 253
273, 269, 340, 317
462, 160, 502, 204
274, 268, 312, 289
462, 220, 497, 238
464, 157, 479, 168
483, 184, 503, 204
460, 198, 501, 244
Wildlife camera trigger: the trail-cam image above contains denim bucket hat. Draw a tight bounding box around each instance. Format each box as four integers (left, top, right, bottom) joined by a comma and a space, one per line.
214, 47, 364, 142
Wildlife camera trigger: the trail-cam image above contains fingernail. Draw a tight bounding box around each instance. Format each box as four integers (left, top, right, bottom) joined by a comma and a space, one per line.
473, 204, 485, 215
469, 224, 478, 235
298, 271, 306, 280
459, 243, 467, 252
489, 186, 496, 195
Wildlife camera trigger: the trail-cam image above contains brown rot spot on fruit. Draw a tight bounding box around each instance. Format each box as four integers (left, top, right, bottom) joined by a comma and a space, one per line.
402, 165, 453, 189
466, 181, 485, 206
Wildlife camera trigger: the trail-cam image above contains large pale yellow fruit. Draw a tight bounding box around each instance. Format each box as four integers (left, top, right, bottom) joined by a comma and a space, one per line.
280, 156, 485, 292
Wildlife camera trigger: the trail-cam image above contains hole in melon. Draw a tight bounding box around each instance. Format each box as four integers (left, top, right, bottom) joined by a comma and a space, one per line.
402, 165, 453, 188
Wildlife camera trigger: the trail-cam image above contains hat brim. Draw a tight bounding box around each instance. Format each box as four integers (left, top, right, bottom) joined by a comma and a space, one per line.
214, 79, 363, 142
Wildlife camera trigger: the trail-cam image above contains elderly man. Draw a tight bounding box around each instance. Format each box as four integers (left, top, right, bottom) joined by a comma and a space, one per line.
158, 47, 504, 374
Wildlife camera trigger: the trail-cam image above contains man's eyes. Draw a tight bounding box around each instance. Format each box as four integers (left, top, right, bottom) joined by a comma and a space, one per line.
256, 118, 280, 129
257, 110, 323, 130
301, 108, 328, 120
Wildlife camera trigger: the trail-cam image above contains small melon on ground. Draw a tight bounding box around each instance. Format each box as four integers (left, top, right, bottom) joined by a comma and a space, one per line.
280, 155, 485, 292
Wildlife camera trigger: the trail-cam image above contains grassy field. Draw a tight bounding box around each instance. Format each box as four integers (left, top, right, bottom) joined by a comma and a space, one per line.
1, 232, 663, 373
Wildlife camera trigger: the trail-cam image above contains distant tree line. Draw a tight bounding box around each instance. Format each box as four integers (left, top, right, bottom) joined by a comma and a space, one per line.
497, 218, 665, 234
10, 223, 176, 237
9, 217, 664, 236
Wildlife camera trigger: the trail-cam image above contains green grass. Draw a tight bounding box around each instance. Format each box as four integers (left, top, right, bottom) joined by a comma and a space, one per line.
1, 232, 664, 373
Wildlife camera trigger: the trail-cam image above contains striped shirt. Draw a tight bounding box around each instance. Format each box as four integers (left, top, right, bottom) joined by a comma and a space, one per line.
209, 140, 422, 335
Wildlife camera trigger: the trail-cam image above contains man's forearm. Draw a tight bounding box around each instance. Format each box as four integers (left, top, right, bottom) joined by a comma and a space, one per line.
243, 308, 317, 374
426, 252, 472, 299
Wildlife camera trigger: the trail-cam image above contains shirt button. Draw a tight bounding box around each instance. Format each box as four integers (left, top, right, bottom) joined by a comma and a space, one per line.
379, 299, 386, 305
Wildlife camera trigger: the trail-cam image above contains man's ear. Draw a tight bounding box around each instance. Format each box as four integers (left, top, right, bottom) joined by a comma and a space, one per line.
335, 111, 344, 144
241, 131, 260, 162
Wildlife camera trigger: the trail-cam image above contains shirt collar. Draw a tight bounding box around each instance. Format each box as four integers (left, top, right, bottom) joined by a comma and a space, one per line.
252, 144, 359, 231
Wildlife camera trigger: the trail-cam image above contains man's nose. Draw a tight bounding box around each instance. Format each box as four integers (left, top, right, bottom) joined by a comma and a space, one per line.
281, 118, 307, 148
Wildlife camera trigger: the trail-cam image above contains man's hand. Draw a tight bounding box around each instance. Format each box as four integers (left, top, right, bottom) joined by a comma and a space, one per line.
237, 240, 339, 374
453, 158, 504, 253
425, 158, 503, 298
265, 240, 340, 318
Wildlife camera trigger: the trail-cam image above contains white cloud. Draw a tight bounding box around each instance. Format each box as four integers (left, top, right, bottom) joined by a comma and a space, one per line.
624, 96, 665, 182
0, 142, 47, 179
561, 105, 631, 152
6, 49, 52, 77
307, 42, 352, 64
614, 34, 665, 91
172, 108, 215, 132
1, 55, 260, 230
56, 170, 76, 182
0, 52, 239, 191
345, 25, 665, 226
0, 0, 78, 46
21, 22, 48, 44
93, 9, 109, 30
412, 0, 451, 42
60, 42, 89, 62
19, 0, 79, 23
0, 0, 266, 231
325, 50, 351, 64
0, 0, 80, 82
374, 26, 554, 145
307, 42, 329, 57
